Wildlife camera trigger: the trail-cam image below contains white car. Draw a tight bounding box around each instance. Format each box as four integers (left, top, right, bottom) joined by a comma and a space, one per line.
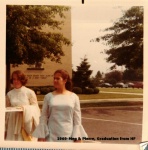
115, 83, 128, 88
101, 83, 112, 88
127, 82, 135, 88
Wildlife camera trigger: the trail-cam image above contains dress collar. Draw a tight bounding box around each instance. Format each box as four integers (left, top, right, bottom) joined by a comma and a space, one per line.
14, 86, 25, 92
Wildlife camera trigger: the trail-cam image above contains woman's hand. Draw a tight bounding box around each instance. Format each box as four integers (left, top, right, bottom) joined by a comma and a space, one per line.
38, 138, 46, 142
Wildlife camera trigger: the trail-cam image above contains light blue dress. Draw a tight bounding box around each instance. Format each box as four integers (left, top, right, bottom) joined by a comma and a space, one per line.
33, 92, 87, 142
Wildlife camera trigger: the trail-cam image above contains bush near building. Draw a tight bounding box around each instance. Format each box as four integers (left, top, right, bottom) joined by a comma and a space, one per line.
29, 86, 99, 95
72, 87, 99, 94
28, 86, 55, 95
72, 87, 83, 94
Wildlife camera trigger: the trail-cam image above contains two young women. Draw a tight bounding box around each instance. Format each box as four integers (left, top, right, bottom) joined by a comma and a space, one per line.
6, 69, 87, 142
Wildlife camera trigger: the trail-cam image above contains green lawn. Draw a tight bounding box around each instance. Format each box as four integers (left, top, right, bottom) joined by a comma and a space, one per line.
78, 93, 142, 100
99, 87, 143, 93
37, 88, 143, 101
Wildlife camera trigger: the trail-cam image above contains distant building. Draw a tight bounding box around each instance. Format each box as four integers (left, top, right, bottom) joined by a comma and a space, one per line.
10, 8, 72, 87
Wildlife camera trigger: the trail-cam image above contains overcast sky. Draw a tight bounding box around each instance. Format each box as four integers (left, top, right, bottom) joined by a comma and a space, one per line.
71, 5, 132, 76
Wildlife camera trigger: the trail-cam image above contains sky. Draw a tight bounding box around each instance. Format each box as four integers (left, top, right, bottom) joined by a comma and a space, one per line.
71, 5, 131, 76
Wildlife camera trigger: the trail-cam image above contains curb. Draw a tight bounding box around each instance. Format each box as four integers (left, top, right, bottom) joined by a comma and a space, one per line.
80, 98, 143, 104
38, 98, 143, 106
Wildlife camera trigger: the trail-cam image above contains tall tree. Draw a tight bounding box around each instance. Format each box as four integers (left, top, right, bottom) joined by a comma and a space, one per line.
95, 71, 102, 79
90, 71, 102, 87
6, 5, 71, 91
72, 56, 92, 89
100, 6, 143, 70
105, 70, 122, 84
123, 68, 143, 81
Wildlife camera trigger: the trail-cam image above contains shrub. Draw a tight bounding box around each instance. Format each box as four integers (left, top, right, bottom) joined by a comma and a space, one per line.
72, 87, 82, 94
49, 86, 55, 92
40, 87, 50, 95
89, 83, 96, 89
93, 87, 100, 94
83, 88, 94, 94
32, 87, 40, 94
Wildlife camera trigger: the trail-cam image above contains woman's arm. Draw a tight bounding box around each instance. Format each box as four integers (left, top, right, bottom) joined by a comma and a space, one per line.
73, 95, 81, 126
73, 95, 83, 143
28, 89, 38, 105
72, 94, 88, 142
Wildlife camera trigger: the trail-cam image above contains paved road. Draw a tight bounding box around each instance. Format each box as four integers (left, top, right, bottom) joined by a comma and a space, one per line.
81, 104, 143, 144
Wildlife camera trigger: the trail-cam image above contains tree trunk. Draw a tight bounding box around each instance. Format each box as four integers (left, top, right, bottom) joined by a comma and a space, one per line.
6, 63, 11, 93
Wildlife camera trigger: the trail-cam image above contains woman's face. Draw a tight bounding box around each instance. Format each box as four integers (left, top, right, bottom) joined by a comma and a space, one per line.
12, 74, 22, 89
53, 73, 66, 89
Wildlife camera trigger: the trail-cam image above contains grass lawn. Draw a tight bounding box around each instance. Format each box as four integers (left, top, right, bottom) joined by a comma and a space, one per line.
99, 87, 143, 93
37, 90, 143, 101
78, 93, 142, 100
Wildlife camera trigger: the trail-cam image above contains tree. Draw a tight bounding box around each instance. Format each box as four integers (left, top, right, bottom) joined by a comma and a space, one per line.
90, 71, 102, 87
123, 68, 143, 81
95, 71, 102, 79
100, 6, 143, 70
72, 56, 93, 89
6, 5, 71, 91
104, 70, 122, 84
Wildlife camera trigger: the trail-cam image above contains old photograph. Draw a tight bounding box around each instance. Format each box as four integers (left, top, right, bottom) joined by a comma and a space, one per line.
0, 0, 147, 149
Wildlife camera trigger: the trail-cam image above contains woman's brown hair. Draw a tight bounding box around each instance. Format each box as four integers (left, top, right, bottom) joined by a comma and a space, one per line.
54, 69, 72, 91
10, 70, 28, 85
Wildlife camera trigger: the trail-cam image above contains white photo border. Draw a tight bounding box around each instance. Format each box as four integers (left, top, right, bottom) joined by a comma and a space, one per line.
0, 0, 147, 149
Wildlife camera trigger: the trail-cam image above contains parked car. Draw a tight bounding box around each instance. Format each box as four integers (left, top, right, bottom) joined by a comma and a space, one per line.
127, 82, 135, 88
133, 82, 143, 89
115, 82, 128, 88
100, 83, 112, 88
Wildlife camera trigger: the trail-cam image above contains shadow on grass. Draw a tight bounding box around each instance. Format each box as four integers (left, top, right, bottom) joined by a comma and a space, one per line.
80, 101, 143, 108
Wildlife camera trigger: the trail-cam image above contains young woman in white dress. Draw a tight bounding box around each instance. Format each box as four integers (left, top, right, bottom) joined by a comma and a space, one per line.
5, 70, 40, 141
33, 69, 88, 142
